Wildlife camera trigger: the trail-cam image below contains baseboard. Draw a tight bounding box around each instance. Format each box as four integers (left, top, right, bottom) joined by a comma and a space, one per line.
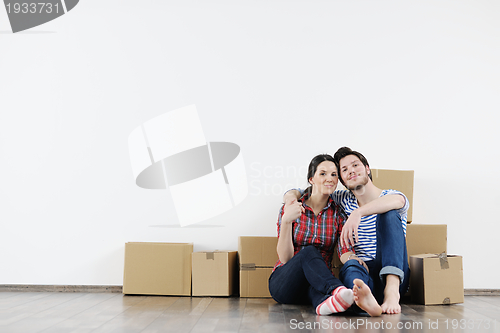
0, 285, 123, 293
1, 285, 499, 296
464, 289, 500, 296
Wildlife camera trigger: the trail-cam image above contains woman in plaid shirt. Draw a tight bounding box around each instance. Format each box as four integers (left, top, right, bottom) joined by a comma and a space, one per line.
268, 154, 354, 315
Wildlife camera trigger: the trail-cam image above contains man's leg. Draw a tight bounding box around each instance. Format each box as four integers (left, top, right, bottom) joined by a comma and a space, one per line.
374, 210, 410, 314
340, 259, 382, 316
339, 259, 371, 290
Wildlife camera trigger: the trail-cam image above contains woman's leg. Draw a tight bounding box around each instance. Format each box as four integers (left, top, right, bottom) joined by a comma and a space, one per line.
269, 245, 347, 309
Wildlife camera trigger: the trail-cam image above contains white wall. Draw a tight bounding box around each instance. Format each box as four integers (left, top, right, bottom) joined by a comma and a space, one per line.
1, 0, 499, 289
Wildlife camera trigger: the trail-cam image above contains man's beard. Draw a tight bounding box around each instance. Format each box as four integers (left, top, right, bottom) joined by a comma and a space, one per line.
346, 174, 369, 192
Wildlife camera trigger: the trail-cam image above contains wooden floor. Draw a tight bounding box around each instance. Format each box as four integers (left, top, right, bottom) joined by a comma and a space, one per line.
1, 292, 499, 333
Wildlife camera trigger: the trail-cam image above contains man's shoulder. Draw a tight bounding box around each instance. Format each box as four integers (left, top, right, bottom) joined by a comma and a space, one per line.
380, 189, 406, 197
380, 189, 409, 215
333, 189, 354, 200
332, 189, 356, 207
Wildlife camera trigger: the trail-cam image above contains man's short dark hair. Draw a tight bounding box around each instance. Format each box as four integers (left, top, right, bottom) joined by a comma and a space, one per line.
333, 147, 372, 186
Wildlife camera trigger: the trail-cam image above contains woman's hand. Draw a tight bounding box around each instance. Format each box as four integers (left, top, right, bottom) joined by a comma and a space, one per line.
340, 209, 361, 248
282, 198, 304, 224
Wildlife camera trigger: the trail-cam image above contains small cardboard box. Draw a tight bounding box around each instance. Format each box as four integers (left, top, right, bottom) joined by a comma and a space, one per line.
371, 169, 414, 222
192, 251, 237, 296
123, 242, 193, 296
406, 224, 447, 266
238, 236, 278, 297
240, 268, 274, 298
410, 253, 464, 305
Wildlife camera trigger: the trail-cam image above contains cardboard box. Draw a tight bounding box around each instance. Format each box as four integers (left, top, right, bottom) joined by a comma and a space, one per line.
123, 242, 193, 296
406, 224, 447, 266
410, 253, 464, 305
238, 236, 278, 267
240, 268, 274, 298
192, 251, 237, 296
238, 236, 278, 297
371, 169, 414, 222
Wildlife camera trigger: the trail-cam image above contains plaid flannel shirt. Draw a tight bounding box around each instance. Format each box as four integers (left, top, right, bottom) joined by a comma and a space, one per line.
273, 192, 351, 273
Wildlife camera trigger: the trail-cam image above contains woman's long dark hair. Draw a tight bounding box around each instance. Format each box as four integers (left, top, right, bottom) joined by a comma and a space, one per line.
303, 154, 336, 197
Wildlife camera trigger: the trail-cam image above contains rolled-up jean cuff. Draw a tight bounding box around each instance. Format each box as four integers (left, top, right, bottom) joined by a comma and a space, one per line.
379, 266, 404, 284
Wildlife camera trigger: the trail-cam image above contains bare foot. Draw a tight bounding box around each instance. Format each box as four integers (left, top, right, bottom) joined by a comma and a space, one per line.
353, 279, 382, 317
381, 275, 401, 314
381, 288, 401, 314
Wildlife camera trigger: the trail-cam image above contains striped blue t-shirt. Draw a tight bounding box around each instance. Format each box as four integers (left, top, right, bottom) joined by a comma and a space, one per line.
332, 189, 409, 261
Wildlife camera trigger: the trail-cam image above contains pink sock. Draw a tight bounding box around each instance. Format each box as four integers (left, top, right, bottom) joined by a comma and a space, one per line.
316, 286, 354, 315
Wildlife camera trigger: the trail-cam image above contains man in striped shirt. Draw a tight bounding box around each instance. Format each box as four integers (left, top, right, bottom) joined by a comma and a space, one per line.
284, 147, 409, 315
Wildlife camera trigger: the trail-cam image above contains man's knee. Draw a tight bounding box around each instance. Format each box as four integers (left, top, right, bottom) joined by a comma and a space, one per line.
380, 209, 399, 219
339, 259, 369, 284
377, 210, 402, 226
340, 259, 367, 275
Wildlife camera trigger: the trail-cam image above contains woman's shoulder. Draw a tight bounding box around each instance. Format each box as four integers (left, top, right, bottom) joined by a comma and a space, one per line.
325, 196, 345, 213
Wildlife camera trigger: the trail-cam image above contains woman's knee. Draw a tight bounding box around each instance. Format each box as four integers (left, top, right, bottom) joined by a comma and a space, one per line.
298, 245, 321, 258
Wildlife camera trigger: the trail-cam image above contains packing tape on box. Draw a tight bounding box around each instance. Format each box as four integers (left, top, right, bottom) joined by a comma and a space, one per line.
240, 263, 256, 271
205, 252, 215, 260
438, 252, 449, 270
128, 105, 248, 227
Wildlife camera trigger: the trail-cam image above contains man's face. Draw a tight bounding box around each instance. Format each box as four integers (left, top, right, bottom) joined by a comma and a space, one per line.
339, 155, 370, 191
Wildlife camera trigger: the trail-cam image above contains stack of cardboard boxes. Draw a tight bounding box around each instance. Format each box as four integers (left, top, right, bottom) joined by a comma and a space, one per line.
238, 236, 278, 297
122, 169, 464, 305
372, 169, 464, 305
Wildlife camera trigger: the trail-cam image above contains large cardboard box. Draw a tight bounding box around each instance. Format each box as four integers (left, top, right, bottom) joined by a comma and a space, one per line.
123, 242, 193, 296
238, 236, 278, 267
238, 236, 278, 297
371, 169, 414, 222
410, 253, 464, 305
192, 251, 237, 296
406, 224, 447, 266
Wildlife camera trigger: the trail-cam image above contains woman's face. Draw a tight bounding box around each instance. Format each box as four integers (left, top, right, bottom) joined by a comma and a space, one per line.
309, 161, 338, 195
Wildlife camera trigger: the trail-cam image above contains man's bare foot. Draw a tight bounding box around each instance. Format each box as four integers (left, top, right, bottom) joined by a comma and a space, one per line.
381, 288, 401, 314
353, 279, 382, 317
381, 275, 401, 314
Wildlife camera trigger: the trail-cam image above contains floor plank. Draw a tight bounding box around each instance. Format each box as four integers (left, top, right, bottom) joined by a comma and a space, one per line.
192, 297, 247, 333
0, 293, 499, 332
0, 293, 85, 331
39, 293, 143, 333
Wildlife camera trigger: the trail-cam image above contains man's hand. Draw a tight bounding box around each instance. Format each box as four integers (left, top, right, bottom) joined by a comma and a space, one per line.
282, 198, 304, 224
340, 209, 361, 248
283, 190, 302, 207
351, 257, 369, 273
340, 252, 369, 273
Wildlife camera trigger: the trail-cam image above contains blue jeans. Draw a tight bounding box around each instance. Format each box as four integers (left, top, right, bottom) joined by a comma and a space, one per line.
339, 210, 410, 304
268, 245, 344, 308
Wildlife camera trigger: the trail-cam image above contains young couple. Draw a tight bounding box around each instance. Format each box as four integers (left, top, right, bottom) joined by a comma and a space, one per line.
268, 147, 410, 317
